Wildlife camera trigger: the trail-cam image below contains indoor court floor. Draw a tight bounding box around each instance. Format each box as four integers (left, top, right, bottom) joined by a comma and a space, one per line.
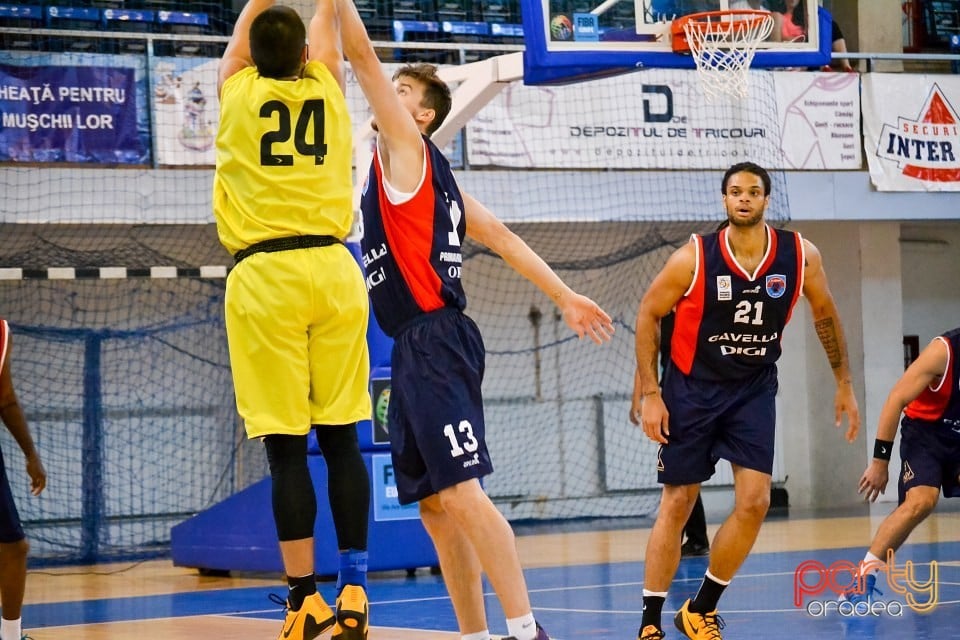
19, 508, 960, 639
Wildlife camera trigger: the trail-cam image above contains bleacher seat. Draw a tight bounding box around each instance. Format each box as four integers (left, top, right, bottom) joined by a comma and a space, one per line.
480, 0, 522, 45
155, 9, 215, 57
436, 0, 472, 22
478, 0, 517, 24
393, 0, 436, 22
0, 4, 44, 50
356, 0, 392, 40
103, 8, 154, 54
45, 5, 102, 51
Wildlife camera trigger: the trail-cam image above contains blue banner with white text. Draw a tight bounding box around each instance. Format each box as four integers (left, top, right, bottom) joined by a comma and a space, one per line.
0, 62, 145, 163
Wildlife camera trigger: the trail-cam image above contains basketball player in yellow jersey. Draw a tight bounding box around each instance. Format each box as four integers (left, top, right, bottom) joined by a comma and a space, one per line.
214, 3, 371, 640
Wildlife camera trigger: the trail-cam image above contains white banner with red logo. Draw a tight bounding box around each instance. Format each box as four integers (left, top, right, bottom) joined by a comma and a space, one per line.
863, 74, 960, 191
466, 69, 861, 170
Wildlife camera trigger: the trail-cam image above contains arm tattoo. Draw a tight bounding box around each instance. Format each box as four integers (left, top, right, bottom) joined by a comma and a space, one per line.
814, 317, 843, 370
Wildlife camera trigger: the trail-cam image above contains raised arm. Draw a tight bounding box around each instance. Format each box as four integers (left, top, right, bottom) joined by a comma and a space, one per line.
462, 191, 613, 345
801, 238, 860, 443
859, 336, 948, 502
0, 333, 45, 496
308, 0, 345, 93
336, 0, 424, 191
630, 243, 695, 443
218, 0, 275, 95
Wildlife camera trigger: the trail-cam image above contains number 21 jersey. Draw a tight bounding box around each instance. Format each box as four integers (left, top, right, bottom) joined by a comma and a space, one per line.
671, 226, 804, 381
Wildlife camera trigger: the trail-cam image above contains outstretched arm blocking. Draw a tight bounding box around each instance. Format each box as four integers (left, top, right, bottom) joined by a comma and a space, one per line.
462, 191, 613, 346
336, 0, 423, 190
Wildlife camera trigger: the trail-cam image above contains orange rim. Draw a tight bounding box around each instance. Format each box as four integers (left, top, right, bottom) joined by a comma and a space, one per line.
671, 9, 772, 53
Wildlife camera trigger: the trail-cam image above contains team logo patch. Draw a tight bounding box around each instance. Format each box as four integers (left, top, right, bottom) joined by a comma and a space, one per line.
765, 274, 787, 298
717, 275, 732, 301
902, 460, 915, 483
657, 445, 665, 472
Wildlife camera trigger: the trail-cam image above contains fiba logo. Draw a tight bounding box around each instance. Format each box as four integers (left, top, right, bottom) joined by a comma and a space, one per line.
375, 387, 391, 430
550, 14, 573, 41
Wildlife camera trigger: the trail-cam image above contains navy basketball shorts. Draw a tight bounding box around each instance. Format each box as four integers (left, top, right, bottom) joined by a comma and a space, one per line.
897, 421, 960, 504
0, 447, 25, 543
658, 364, 778, 485
388, 308, 493, 505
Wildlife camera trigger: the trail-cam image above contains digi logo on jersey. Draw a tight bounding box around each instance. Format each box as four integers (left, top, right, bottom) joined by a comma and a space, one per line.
362, 242, 387, 291
709, 331, 778, 357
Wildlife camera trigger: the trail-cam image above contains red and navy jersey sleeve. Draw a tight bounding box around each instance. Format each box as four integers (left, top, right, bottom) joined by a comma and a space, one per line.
359, 137, 467, 337
672, 227, 804, 380
903, 328, 960, 429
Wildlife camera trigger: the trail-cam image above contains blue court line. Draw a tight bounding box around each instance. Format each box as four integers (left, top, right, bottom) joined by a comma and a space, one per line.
26, 541, 960, 639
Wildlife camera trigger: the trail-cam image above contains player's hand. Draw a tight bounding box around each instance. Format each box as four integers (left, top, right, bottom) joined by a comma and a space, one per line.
858, 460, 889, 503
835, 382, 860, 443
633, 393, 669, 445
26, 452, 46, 496
560, 293, 614, 345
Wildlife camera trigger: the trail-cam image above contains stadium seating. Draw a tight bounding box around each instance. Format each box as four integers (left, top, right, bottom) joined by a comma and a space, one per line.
0, 4, 44, 50
0, 0, 524, 55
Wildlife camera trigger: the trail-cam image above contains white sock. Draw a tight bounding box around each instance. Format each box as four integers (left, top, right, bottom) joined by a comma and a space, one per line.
862, 551, 883, 576
705, 569, 731, 586
461, 631, 491, 640
0, 617, 22, 640
505, 612, 537, 640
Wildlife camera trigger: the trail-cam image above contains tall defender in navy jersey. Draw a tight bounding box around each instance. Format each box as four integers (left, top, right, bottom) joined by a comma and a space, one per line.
628, 162, 860, 640
338, 3, 613, 639
838, 327, 960, 607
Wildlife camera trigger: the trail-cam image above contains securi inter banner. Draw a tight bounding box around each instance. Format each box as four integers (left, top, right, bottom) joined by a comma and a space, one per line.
466, 69, 861, 170
863, 73, 960, 191
0, 62, 144, 164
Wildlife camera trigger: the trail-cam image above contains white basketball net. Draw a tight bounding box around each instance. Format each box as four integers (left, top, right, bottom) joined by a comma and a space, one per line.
682, 12, 775, 102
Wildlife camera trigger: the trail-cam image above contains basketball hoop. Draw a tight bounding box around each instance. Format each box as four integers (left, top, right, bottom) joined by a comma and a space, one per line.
672, 10, 775, 101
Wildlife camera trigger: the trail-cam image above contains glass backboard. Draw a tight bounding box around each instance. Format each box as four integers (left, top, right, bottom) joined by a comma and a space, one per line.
521, 0, 831, 84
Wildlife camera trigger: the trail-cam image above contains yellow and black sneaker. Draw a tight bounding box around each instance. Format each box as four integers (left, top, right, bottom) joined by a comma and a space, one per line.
332, 584, 369, 640
275, 592, 335, 640
674, 598, 725, 640
639, 624, 666, 639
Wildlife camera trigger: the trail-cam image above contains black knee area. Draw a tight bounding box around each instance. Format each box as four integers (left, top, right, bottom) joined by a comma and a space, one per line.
314, 424, 370, 551
264, 434, 316, 541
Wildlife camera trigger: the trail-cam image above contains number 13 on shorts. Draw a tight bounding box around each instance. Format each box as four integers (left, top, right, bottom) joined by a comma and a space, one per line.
443, 419, 478, 457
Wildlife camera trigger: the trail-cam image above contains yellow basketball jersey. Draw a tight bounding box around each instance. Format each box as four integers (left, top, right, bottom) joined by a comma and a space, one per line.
213, 61, 353, 255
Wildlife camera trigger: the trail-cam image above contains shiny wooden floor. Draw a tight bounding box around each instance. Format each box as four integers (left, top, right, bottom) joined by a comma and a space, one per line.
20, 508, 960, 639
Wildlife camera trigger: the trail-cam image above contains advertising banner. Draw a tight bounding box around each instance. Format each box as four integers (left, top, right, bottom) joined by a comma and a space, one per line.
0, 61, 144, 164
466, 69, 861, 170
862, 73, 960, 191
371, 453, 419, 522
152, 57, 220, 165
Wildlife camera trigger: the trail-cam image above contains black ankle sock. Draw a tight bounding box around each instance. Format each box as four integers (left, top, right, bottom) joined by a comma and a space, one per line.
689, 575, 727, 614
641, 595, 665, 630
286, 574, 317, 611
